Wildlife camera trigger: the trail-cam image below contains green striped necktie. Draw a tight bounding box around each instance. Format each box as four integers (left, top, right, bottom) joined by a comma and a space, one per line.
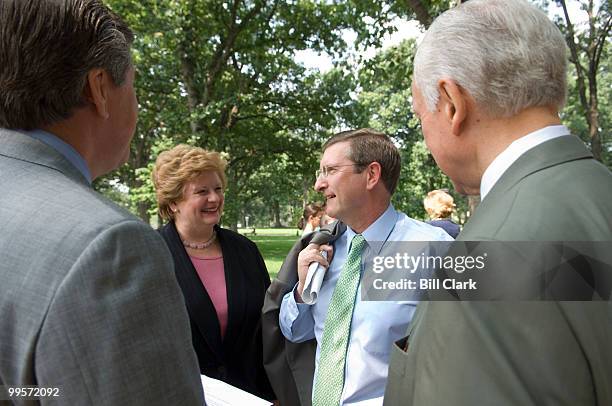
312, 234, 366, 406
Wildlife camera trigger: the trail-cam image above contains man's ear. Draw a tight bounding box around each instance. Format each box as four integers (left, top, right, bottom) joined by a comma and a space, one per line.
365, 162, 382, 191
438, 79, 467, 136
83, 68, 111, 119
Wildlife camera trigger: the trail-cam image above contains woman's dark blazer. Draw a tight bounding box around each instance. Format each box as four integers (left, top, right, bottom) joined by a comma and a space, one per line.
158, 222, 274, 400
426, 219, 460, 239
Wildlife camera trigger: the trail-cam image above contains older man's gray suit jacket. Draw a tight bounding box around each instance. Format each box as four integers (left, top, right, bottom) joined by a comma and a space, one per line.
0, 129, 205, 405
384, 135, 612, 406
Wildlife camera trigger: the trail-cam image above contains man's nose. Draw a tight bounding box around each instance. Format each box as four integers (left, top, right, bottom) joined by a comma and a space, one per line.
314, 176, 326, 192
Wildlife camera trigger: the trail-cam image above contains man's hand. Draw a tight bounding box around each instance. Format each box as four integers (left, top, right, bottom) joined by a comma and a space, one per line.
295, 243, 334, 302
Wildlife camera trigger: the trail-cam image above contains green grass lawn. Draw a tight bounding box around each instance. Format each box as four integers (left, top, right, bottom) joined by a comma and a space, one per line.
240, 229, 300, 279
238, 227, 300, 236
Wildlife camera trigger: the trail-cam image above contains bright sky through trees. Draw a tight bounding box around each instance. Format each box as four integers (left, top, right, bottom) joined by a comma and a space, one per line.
295, 1, 598, 74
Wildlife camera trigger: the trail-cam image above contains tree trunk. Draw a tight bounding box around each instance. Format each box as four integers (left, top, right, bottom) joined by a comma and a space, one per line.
589, 78, 601, 160
178, 47, 202, 135
124, 162, 152, 224
127, 126, 154, 223
273, 199, 282, 228
467, 195, 480, 219
302, 179, 310, 209
137, 201, 150, 225
558, 0, 609, 162
404, 0, 432, 27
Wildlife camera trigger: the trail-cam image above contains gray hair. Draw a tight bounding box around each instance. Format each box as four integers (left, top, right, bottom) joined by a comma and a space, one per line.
413, 0, 567, 117
0, 0, 134, 130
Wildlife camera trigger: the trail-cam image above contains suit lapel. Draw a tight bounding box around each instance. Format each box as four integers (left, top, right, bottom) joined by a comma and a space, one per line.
161, 222, 224, 362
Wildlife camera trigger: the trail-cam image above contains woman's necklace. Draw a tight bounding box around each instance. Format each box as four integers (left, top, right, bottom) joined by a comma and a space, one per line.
182, 230, 217, 249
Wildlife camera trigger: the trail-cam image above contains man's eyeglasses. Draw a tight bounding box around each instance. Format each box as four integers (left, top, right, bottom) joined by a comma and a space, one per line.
315, 163, 362, 179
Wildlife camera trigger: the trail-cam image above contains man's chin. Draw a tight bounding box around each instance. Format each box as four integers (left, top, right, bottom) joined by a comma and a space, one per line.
325, 208, 340, 222
121, 147, 131, 165
324, 205, 335, 216
451, 181, 467, 195
451, 179, 480, 196
110, 149, 130, 172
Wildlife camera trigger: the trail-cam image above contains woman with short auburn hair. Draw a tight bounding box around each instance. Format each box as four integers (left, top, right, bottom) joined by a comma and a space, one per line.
152, 144, 274, 400
424, 189, 460, 238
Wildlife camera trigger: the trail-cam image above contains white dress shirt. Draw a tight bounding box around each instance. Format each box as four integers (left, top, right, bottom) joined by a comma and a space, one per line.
480, 125, 570, 200
279, 204, 453, 405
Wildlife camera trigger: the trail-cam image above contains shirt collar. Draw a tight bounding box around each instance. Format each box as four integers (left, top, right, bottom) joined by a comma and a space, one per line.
480, 125, 569, 200
23, 129, 92, 184
346, 204, 398, 255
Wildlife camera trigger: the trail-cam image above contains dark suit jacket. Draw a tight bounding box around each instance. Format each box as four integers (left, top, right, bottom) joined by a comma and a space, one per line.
262, 221, 347, 406
384, 135, 612, 406
159, 222, 274, 400
426, 219, 460, 239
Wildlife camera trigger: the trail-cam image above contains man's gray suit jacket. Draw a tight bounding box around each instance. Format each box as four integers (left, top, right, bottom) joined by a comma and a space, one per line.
384, 135, 612, 405
0, 129, 205, 405
262, 222, 346, 406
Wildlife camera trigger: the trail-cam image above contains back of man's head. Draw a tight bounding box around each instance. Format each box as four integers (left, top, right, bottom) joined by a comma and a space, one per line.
323, 128, 401, 195
413, 0, 567, 118
0, 0, 133, 130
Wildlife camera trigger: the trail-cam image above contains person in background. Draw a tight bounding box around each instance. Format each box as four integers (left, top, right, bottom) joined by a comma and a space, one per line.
319, 202, 337, 227
423, 189, 460, 238
0, 1, 204, 404
299, 203, 324, 236
153, 144, 274, 401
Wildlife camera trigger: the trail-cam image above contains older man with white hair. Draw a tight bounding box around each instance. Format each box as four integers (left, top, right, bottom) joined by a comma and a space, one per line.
384, 0, 612, 405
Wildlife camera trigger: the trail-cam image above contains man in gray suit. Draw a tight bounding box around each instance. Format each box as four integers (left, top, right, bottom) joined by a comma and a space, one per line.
0, 1, 204, 404
384, 0, 612, 405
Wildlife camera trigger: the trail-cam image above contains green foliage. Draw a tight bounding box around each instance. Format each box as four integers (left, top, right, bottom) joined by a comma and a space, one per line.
394, 141, 455, 220
349, 39, 467, 220
92, 177, 132, 211
552, 0, 610, 162
562, 46, 611, 166
94, 0, 608, 227
100, 0, 404, 224
598, 49, 612, 167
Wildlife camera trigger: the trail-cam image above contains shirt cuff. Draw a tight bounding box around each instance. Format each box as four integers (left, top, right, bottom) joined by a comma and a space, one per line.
283, 283, 312, 316
279, 283, 312, 340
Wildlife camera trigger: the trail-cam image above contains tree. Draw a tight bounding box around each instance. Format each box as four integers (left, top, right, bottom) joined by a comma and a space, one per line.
96, 0, 609, 226
100, 0, 402, 224
401, 0, 455, 27
349, 39, 468, 221
556, 0, 610, 161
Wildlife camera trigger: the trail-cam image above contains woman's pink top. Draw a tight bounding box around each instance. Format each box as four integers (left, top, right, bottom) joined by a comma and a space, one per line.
189, 256, 228, 338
